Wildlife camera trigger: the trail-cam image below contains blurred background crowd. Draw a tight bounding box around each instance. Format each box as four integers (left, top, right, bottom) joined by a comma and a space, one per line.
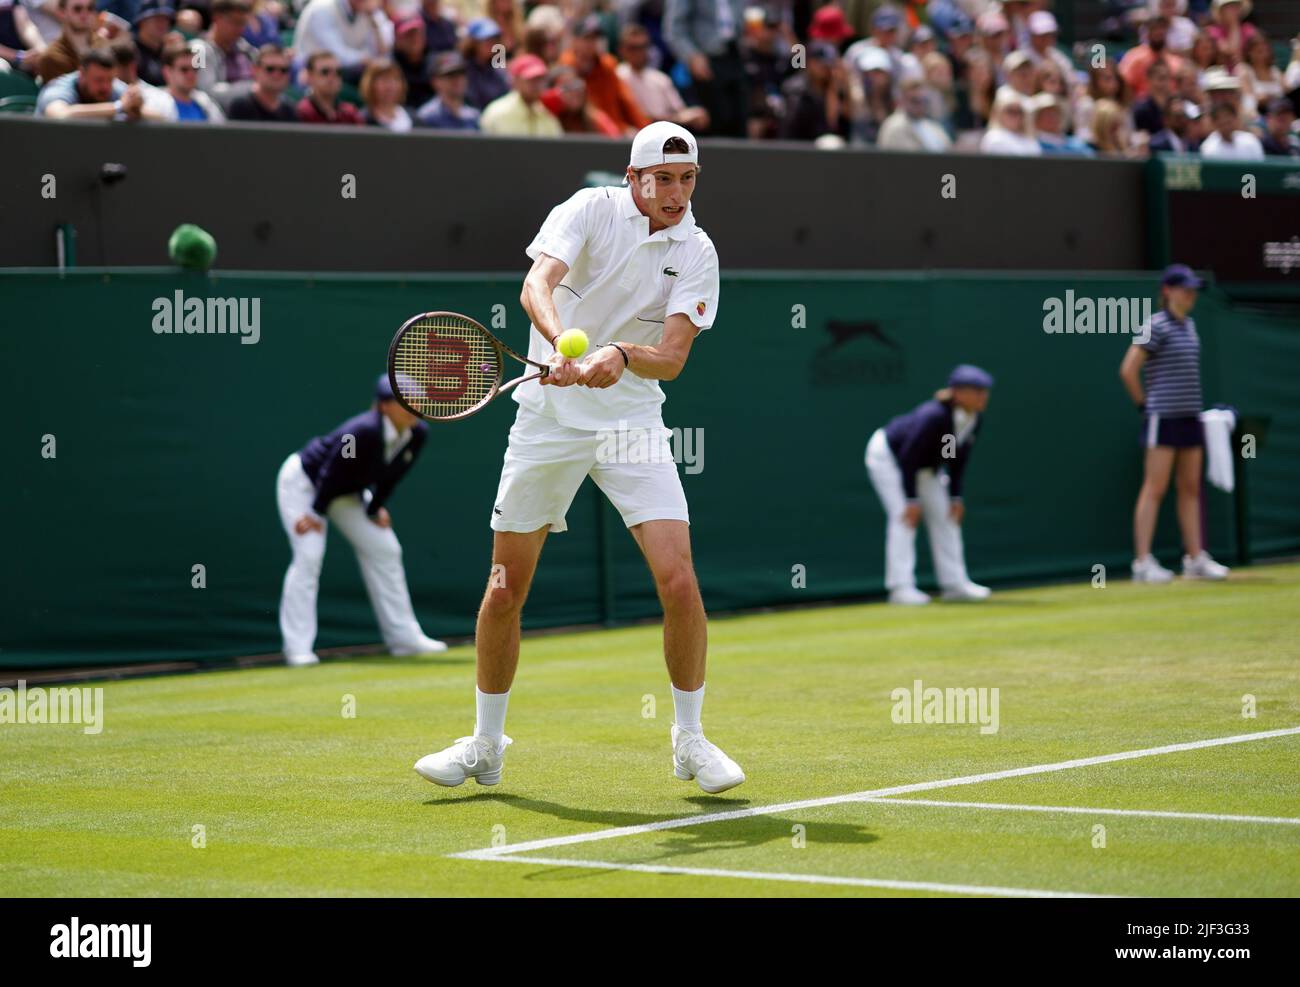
3, 0, 1298, 157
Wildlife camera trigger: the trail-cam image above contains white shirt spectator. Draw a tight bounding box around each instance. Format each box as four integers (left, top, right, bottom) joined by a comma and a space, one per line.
1285, 50, 1300, 93
616, 61, 686, 121
19, 0, 61, 44
295, 0, 392, 69
371, 104, 413, 131
1199, 129, 1265, 160
878, 109, 952, 152
981, 126, 1042, 155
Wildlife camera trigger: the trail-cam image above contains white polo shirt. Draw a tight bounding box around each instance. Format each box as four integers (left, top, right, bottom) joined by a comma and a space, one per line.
518, 183, 720, 431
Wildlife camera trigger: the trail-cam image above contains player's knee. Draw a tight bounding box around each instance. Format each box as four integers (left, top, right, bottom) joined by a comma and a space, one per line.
1142, 475, 1170, 500
655, 564, 700, 611
481, 573, 528, 616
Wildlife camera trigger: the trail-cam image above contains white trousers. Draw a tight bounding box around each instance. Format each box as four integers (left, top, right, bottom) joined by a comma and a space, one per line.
275, 453, 428, 657
865, 427, 971, 591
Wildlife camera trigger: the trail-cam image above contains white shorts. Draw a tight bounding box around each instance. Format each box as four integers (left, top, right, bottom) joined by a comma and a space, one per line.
490, 406, 689, 534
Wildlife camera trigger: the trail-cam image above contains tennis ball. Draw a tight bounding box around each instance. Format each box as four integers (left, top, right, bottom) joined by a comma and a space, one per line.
557, 328, 589, 359
168, 223, 217, 272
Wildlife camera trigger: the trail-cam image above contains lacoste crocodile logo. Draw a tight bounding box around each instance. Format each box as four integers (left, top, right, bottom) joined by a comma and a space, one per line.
664, 268, 679, 277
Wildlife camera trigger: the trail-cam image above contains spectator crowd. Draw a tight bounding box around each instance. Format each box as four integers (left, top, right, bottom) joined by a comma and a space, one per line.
2, 0, 1298, 157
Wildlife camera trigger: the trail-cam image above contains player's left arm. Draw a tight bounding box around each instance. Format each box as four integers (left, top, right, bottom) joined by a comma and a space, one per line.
582, 314, 698, 388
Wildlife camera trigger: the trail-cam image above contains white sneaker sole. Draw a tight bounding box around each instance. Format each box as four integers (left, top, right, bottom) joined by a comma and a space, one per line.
414, 765, 502, 787
392, 642, 449, 656
674, 763, 746, 794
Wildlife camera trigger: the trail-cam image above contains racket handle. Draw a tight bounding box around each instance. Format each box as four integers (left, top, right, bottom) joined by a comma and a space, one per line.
498, 369, 547, 395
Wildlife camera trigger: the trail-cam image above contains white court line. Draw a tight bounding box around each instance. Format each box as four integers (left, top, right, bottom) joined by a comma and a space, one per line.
862, 798, 1300, 826
486, 855, 1117, 898
450, 725, 1300, 861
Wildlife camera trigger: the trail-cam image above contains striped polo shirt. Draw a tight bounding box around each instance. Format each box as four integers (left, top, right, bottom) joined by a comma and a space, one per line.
1139, 309, 1202, 417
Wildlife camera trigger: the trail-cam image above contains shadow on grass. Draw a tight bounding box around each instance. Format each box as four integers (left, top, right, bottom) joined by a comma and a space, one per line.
427, 792, 878, 882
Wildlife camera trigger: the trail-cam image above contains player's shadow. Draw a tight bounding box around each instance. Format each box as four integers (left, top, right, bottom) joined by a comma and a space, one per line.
428, 793, 878, 882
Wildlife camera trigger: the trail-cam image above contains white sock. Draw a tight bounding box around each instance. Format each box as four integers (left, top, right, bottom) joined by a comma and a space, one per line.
672, 683, 704, 734
474, 687, 510, 743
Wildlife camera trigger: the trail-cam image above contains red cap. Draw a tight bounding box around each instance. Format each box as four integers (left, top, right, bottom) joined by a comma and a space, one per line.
809, 5, 854, 42
509, 54, 548, 80
394, 16, 423, 34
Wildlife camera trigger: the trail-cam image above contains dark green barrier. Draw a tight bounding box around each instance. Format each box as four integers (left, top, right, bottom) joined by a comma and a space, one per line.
2, 269, 1297, 668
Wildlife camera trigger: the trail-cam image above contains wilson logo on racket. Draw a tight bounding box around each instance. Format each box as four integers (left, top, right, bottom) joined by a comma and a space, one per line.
387, 311, 550, 422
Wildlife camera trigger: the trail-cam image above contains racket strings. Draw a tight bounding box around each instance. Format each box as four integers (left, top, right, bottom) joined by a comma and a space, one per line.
392, 315, 502, 418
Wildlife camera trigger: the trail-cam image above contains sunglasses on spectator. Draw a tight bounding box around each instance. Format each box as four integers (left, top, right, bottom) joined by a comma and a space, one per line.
314, 66, 339, 76
261, 64, 289, 74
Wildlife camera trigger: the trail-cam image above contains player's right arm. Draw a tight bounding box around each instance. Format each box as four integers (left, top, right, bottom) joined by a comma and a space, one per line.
520, 252, 582, 387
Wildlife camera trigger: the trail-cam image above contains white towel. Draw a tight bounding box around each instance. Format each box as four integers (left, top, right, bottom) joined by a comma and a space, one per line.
1200, 409, 1237, 493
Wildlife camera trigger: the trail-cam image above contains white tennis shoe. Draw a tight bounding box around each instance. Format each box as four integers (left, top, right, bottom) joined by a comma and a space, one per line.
285, 652, 320, 667
941, 582, 992, 602
889, 587, 931, 605
391, 635, 449, 656
1132, 555, 1175, 583
671, 725, 745, 794
1183, 551, 1230, 581
414, 734, 512, 787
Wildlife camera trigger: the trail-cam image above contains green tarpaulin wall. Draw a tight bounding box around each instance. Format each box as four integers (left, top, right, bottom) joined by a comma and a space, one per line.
2, 269, 1296, 668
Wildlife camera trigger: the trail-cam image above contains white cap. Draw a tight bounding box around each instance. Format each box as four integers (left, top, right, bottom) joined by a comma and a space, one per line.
629, 121, 699, 169
855, 46, 892, 74
1028, 10, 1058, 34
1028, 92, 1059, 114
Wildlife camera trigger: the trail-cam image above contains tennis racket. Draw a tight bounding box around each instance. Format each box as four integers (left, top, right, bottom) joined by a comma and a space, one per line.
387, 311, 550, 421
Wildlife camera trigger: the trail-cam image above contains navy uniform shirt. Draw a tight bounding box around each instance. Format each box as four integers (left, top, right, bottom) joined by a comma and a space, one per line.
883, 399, 982, 500
298, 409, 428, 517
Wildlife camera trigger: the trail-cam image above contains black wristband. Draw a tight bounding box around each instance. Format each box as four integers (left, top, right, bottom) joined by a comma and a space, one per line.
604, 342, 629, 367
1137, 402, 1146, 415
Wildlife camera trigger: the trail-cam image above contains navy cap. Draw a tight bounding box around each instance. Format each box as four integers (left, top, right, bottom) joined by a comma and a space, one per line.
872, 6, 903, 29
1161, 264, 1205, 289
948, 364, 995, 389
947, 13, 975, 36
134, 0, 176, 24
376, 373, 395, 401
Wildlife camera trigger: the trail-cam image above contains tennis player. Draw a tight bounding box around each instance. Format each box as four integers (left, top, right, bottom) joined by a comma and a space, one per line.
1119, 264, 1230, 582
415, 121, 745, 793
865, 365, 994, 605
276, 374, 448, 665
